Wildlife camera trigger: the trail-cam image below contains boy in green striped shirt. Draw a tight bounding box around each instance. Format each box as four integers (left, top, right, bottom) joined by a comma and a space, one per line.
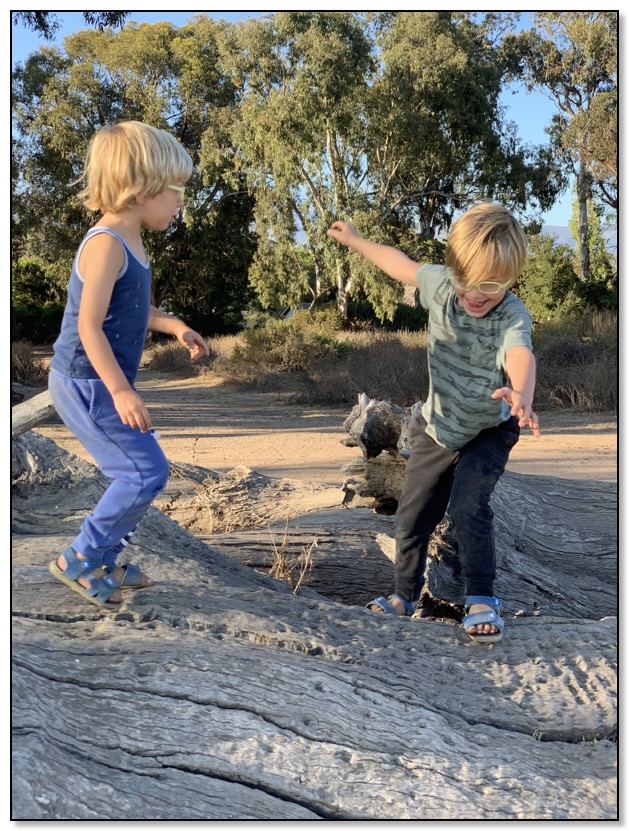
328, 202, 540, 643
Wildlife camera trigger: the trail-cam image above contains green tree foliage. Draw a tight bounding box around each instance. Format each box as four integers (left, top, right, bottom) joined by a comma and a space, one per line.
14, 13, 611, 335
569, 198, 617, 310
507, 12, 617, 284
11, 18, 256, 335
516, 234, 585, 323
12, 12, 130, 40
216, 11, 564, 320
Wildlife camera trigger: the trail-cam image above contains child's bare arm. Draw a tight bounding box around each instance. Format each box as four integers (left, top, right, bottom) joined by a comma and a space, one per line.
327, 221, 421, 286
77, 234, 151, 431
492, 346, 541, 437
148, 306, 209, 362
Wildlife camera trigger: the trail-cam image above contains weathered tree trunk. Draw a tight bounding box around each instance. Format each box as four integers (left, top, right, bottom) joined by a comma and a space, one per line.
11, 389, 55, 438
11, 416, 617, 819
577, 162, 592, 282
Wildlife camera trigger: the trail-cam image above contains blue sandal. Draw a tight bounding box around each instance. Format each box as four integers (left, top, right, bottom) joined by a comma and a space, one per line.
49, 546, 123, 609
462, 595, 504, 643
107, 562, 146, 590
367, 594, 417, 617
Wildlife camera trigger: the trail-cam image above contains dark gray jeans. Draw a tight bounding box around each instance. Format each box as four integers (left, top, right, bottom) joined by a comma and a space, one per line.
394, 413, 520, 602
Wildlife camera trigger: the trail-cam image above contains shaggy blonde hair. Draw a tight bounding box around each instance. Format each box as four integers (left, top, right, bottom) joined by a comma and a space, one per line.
445, 202, 527, 287
77, 121, 193, 213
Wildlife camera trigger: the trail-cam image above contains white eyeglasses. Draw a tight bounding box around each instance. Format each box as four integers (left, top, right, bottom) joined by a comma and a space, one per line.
167, 184, 186, 200
451, 277, 515, 295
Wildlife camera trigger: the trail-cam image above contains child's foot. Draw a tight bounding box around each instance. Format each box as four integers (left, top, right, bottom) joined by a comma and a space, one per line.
465, 604, 501, 637
462, 596, 504, 643
55, 551, 123, 604
368, 597, 407, 615
367, 594, 416, 616
108, 562, 154, 590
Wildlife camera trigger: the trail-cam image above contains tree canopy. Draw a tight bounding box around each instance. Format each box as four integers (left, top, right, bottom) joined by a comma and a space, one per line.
505, 12, 617, 284
12, 18, 256, 334
12, 12, 131, 40
11, 12, 616, 335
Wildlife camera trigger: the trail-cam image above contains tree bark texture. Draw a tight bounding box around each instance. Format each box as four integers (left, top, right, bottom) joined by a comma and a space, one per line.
12, 424, 617, 820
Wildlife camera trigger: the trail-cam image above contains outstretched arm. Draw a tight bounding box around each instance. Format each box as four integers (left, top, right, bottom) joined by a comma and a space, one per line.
492, 345, 541, 437
149, 306, 210, 362
327, 221, 421, 286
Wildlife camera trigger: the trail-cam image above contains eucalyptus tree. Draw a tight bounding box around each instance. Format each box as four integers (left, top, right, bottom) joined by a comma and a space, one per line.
508, 12, 617, 282
12, 17, 255, 334
215, 12, 381, 316
218, 11, 564, 319
12, 12, 130, 40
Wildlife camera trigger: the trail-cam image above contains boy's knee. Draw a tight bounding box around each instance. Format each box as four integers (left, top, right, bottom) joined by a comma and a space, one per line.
449, 496, 492, 528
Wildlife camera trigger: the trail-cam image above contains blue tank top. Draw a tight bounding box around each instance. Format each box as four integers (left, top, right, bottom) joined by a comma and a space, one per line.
51, 228, 152, 384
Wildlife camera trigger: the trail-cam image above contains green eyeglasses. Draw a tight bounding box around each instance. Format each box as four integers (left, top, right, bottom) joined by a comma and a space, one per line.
167, 184, 186, 200
451, 277, 515, 295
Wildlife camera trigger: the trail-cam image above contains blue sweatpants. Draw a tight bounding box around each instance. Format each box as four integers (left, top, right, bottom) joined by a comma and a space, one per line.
48, 369, 170, 567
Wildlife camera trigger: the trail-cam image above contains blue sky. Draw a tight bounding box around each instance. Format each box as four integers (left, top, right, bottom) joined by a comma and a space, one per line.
11, 10, 574, 227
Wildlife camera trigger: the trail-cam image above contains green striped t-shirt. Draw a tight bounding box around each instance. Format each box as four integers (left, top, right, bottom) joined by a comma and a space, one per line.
417, 263, 533, 450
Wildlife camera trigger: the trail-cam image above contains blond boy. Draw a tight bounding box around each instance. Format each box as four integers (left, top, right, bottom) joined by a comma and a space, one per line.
328, 203, 540, 642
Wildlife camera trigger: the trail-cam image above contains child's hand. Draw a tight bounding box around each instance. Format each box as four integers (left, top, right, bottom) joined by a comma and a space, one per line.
491, 387, 541, 437
327, 220, 361, 249
178, 328, 210, 362
113, 389, 152, 432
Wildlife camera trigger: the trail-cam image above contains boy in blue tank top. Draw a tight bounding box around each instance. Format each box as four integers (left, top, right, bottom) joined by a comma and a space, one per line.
49, 121, 209, 609
328, 203, 541, 643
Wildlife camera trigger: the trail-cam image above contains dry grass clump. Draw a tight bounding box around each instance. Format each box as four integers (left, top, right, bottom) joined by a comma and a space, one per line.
143, 334, 241, 379
39, 308, 612, 415
268, 522, 316, 592
11, 341, 48, 386
143, 339, 216, 377
214, 313, 616, 413
532, 311, 617, 412
218, 327, 429, 407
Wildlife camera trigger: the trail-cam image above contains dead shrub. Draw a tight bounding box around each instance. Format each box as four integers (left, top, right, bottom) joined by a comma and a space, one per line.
268, 522, 316, 592
532, 313, 617, 412
11, 341, 48, 386
143, 312, 617, 415
143, 339, 218, 377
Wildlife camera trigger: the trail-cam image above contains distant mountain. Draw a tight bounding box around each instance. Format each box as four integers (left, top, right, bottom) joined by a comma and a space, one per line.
541, 224, 617, 257
541, 225, 575, 246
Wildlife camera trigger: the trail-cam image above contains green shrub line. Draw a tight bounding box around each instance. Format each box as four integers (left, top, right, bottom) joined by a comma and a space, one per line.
12, 310, 617, 414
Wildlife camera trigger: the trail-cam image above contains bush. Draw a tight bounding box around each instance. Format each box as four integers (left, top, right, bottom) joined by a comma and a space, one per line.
516, 234, 587, 323
218, 326, 428, 406
217, 313, 616, 413
289, 306, 346, 335
11, 340, 48, 386
229, 318, 348, 380
385, 303, 428, 332
12, 298, 64, 344
143, 338, 218, 376
532, 312, 617, 411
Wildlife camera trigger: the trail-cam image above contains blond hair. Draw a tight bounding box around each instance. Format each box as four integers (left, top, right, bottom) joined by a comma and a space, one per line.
445, 202, 527, 286
77, 121, 193, 213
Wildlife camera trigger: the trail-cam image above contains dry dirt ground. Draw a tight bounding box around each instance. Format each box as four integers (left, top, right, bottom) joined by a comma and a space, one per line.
34, 369, 617, 486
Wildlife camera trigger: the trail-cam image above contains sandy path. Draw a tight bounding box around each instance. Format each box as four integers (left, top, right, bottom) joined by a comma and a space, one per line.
34, 371, 617, 486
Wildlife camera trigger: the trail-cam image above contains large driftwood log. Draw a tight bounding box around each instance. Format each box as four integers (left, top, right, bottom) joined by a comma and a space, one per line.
11, 388, 55, 438
12, 429, 617, 820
